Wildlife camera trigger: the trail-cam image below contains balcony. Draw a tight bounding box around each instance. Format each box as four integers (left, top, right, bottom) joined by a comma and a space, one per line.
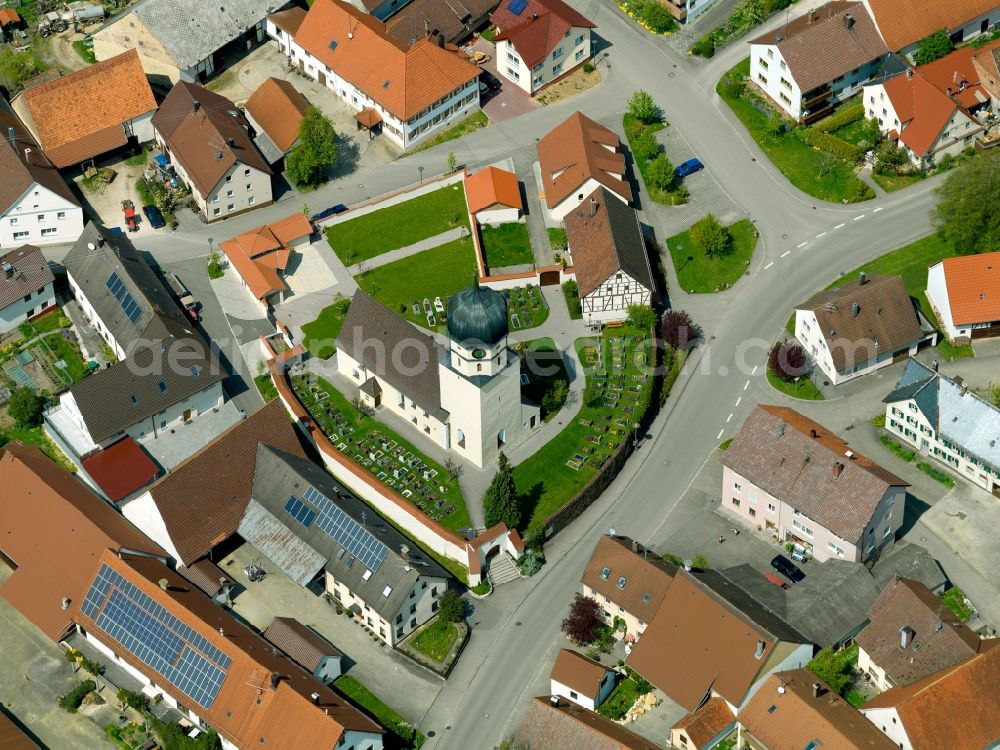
801, 86, 832, 110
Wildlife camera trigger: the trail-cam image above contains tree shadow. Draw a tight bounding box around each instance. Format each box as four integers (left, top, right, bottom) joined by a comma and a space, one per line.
327, 132, 361, 181
517, 481, 545, 529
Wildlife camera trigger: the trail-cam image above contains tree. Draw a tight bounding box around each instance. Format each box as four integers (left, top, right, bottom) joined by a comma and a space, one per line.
0, 47, 43, 87
627, 90, 660, 124
990, 382, 1000, 408
438, 590, 465, 623
874, 142, 909, 175
207, 251, 224, 279
483, 452, 520, 528
660, 309, 697, 350
561, 593, 603, 644
807, 647, 854, 694
914, 30, 954, 65
541, 379, 568, 416
8, 387, 42, 428
689, 213, 731, 257
816, 150, 839, 179
286, 106, 339, 189
933, 150, 1000, 254
630, 128, 660, 163
768, 341, 808, 381
646, 153, 674, 192
443, 456, 463, 480
626, 304, 657, 331
447, 151, 457, 171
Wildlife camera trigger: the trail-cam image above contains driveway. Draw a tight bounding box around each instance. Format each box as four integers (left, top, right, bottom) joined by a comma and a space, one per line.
284, 243, 338, 297
467, 38, 540, 124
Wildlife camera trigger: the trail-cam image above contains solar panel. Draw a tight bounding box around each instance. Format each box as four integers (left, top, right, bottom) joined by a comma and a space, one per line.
284, 495, 317, 528
106, 272, 145, 326
80, 564, 232, 708
508, 0, 528, 15
302, 485, 388, 573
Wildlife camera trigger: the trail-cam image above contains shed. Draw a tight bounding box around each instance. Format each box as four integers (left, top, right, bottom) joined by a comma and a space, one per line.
264, 616, 342, 683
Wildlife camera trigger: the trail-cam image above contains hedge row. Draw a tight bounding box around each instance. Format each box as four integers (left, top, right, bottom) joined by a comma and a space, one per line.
811, 103, 865, 134
800, 129, 863, 162
59, 680, 96, 713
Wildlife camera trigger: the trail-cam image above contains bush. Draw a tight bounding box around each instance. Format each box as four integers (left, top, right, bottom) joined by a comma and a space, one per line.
626, 304, 657, 331
148, 716, 222, 750
692, 553, 710, 569
207, 252, 224, 279
438, 589, 465, 623
630, 128, 661, 163
636, 0, 675, 33
800, 129, 863, 162
8, 386, 43, 428
646, 153, 675, 191
874, 142, 910, 175
808, 646, 856, 695
117, 688, 148, 711
691, 34, 715, 57
59, 680, 96, 713
562, 593, 603, 644
768, 341, 808, 381
662, 552, 683, 566
811, 103, 865, 134
627, 90, 660, 124
562, 280, 582, 319
914, 29, 954, 65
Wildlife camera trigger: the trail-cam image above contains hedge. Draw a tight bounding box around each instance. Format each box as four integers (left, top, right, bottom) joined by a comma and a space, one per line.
811, 103, 865, 134
59, 680, 96, 712
800, 129, 862, 162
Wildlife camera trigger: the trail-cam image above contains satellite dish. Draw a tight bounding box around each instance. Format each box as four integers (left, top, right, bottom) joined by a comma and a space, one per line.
348, 32, 353, 39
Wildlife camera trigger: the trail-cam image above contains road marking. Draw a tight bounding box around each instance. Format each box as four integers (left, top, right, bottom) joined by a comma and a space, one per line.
717, 429, 724, 440
751, 365, 758, 375
853, 215, 865, 221
834, 223, 845, 229
816, 232, 826, 238
873, 207, 883, 213
764, 261, 774, 269
726, 413, 733, 423
780, 250, 790, 258
796, 241, 807, 248
744, 380, 750, 390
735, 396, 742, 407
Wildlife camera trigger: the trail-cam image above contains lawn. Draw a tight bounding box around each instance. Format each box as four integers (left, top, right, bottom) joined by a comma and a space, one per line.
301, 297, 351, 359
562, 280, 582, 320
334, 676, 425, 749
519, 337, 569, 421
622, 114, 687, 206
71, 39, 96, 64
548, 227, 567, 255
480, 222, 534, 271
326, 184, 469, 264
940, 586, 975, 621
766, 367, 824, 400
42, 332, 90, 383
872, 172, 926, 192
355, 237, 478, 329
597, 678, 639, 720
0, 423, 75, 473
254, 374, 278, 402
411, 618, 458, 662
668, 218, 757, 293
825, 234, 973, 360
717, 59, 871, 204
25, 308, 69, 335
410, 110, 489, 153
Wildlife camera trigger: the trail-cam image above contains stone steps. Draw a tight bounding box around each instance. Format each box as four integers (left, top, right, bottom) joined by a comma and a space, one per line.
487, 552, 521, 586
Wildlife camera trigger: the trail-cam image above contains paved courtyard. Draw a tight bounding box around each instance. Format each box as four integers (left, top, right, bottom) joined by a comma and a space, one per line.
284, 243, 339, 297
467, 38, 540, 124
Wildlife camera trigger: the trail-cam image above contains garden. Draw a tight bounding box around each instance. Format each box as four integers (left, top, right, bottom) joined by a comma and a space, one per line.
334, 675, 425, 749
290, 373, 471, 531
668, 215, 758, 293
617, 0, 677, 34
623, 92, 688, 206
325, 184, 470, 265
692, 0, 793, 57
480, 222, 534, 271
766, 339, 824, 400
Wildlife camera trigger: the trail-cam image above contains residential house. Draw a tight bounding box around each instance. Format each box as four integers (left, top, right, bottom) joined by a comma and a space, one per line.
861, 0, 1000, 55
972, 37, 1000, 101
122, 399, 307, 566
0, 8, 22, 41
264, 616, 343, 684
47, 223, 225, 459
926, 251, 1000, 341
0, 245, 54, 333
860, 645, 1000, 749
465, 165, 523, 225
749, 2, 890, 123
92, 0, 285, 86
549, 649, 616, 710
153, 82, 273, 222
669, 698, 737, 750
491, 0, 595, 95
218, 213, 313, 313
627, 568, 812, 713
580, 535, 677, 643
563, 187, 654, 325
856, 577, 989, 692
10, 50, 156, 169
536, 111, 632, 221
721, 405, 908, 563
739, 670, 896, 750
238, 444, 451, 647
794, 273, 933, 385
514, 696, 662, 750
863, 49, 989, 169
243, 77, 310, 165
265, 6, 307, 57
385, 0, 499, 46
883, 358, 1000, 493
0, 97, 82, 247
267, 0, 481, 149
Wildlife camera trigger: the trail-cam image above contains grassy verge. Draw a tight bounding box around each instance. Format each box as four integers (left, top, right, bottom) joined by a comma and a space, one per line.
548, 227, 567, 255
622, 114, 687, 205
301, 298, 351, 359
872, 171, 926, 192
668, 218, 757, 293
880, 434, 915, 462
254, 374, 278, 402
940, 586, 975, 621
0, 424, 76, 473
916, 461, 955, 487
562, 280, 582, 320
326, 184, 469, 264
334, 676, 425, 749
766, 367, 824, 400
480, 222, 533, 270
717, 59, 871, 203
410, 111, 489, 153
411, 619, 458, 661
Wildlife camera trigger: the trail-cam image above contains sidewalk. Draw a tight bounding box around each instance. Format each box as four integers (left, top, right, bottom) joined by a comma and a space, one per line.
346, 226, 469, 275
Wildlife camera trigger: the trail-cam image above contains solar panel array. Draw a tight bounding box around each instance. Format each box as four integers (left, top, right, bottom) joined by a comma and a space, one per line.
81, 564, 232, 708
285, 495, 316, 528
106, 272, 144, 325
508, 0, 528, 15
287, 485, 389, 573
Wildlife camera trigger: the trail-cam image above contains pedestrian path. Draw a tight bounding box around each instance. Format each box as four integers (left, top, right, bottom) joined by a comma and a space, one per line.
346, 227, 470, 275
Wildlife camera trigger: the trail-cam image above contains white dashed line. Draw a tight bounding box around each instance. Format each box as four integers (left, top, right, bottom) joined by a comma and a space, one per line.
744, 380, 750, 390
853, 215, 865, 221
873, 207, 883, 213
751, 365, 758, 376
834, 223, 845, 229
796, 241, 808, 248
780, 250, 790, 258
764, 262, 774, 269
816, 232, 827, 238
717, 429, 725, 440
726, 413, 733, 423
735, 396, 742, 407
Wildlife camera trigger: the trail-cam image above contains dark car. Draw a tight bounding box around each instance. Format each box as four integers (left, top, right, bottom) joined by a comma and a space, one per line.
674, 158, 704, 178
310, 204, 348, 223
142, 204, 166, 229
771, 554, 805, 583
480, 70, 501, 91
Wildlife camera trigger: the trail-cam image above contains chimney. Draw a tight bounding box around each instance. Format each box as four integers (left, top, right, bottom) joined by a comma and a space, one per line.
833, 461, 844, 478
550, 695, 560, 706
812, 682, 822, 698
932, 359, 939, 372
219, 626, 224, 636
843, 12, 854, 29
271, 673, 282, 690
61, 597, 71, 611
158, 578, 169, 590
961, 383, 969, 397
810, 428, 817, 439
754, 640, 766, 660
310, 692, 320, 704
400, 544, 410, 559
23, 147, 31, 162
193, 99, 201, 113
227, 137, 235, 147
852, 302, 860, 318
900, 625, 914, 649
2, 263, 12, 279
424, 18, 430, 38
589, 197, 598, 216
631, 539, 639, 553
683, 559, 692, 572
97, 234, 105, 247
906, 68, 913, 80
859, 271, 867, 285
215, 150, 222, 160
947, 86, 953, 96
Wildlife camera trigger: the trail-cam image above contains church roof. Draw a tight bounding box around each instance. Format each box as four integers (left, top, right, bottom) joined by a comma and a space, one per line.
447, 279, 509, 346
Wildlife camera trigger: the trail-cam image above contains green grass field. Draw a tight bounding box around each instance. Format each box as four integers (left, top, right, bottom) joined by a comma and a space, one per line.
410, 111, 489, 153
668, 218, 758, 293
334, 676, 425, 749
623, 114, 687, 205
480, 222, 534, 270
301, 298, 351, 359
766, 367, 824, 400
411, 619, 458, 662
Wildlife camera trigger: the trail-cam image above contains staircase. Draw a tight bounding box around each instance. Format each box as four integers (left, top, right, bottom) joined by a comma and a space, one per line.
487, 552, 521, 586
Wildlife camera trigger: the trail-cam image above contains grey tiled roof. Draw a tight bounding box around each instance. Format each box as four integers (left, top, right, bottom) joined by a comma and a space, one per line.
0, 245, 53, 311
871, 542, 946, 593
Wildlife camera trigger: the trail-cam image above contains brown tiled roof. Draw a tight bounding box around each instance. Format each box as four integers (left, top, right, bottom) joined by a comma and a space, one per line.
244, 78, 309, 154
81, 436, 160, 502
267, 6, 307, 35
550, 649, 611, 699
465, 166, 522, 213
0, 97, 78, 213
671, 698, 735, 747
177, 558, 232, 597
796, 274, 923, 372
0, 443, 164, 641
862, 645, 1000, 749
264, 617, 341, 673
292, 0, 481, 121
721, 406, 907, 543
0, 8, 21, 25
515, 696, 662, 750
563, 187, 653, 298
493, 0, 595, 69
491, 0, 594, 35
627, 570, 806, 710
0, 245, 53, 311
581, 535, 676, 622
537, 112, 632, 209
0, 708, 41, 750
881, 70, 968, 158
741, 670, 896, 750
865, 0, 998, 51
385, 0, 499, 45
972, 38, 1000, 101
11, 50, 156, 168
142, 399, 307, 565
751, 2, 887, 93
152, 81, 272, 199
855, 578, 985, 687
935, 251, 1000, 326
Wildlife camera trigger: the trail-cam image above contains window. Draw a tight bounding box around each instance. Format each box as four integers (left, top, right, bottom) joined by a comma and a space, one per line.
767, 48, 773, 58
779, 92, 791, 105
213, 207, 221, 216
792, 518, 814, 537
749, 508, 757, 518
9, 218, 16, 225
569, 690, 578, 699
13, 231, 28, 240
36, 214, 45, 222
616, 576, 626, 590
731, 498, 741, 508
23, 294, 30, 303
780, 77, 791, 90
760, 58, 769, 69
552, 48, 564, 60
213, 195, 220, 203
758, 74, 768, 85
227, 204, 234, 211
248, 196, 255, 206
409, 604, 416, 614
245, 168, 251, 177
507, 51, 520, 65
733, 481, 742, 491
246, 184, 252, 192
575, 48, 584, 61
533, 75, 544, 87
226, 190, 234, 198
552, 62, 564, 76
41, 227, 56, 236
507, 68, 520, 81
575, 34, 584, 45
57, 211, 66, 220
828, 541, 845, 557
600, 567, 610, 580
767, 503, 776, 512
226, 175, 232, 182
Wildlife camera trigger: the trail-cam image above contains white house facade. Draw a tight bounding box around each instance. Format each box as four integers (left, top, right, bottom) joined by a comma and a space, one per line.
0, 245, 55, 334
926, 254, 1000, 341
581, 270, 651, 325
495, 28, 592, 95
0, 280, 55, 333
1, 184, 83, 248
178, 159, 273, 222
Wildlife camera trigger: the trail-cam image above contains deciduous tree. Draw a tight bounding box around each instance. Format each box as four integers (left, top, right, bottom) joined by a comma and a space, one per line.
768, 341, 808, 381
561, 594, 603, 645
8, 387, 42, 428
627, 90, 660, 124
933, 150, 1000, 254
438, 590, 465, 623
914, 30, 954, 65
689, 213, 731, 257
646, 153, 674, 192
286, 106, 339, 189
660, 309, 697, 350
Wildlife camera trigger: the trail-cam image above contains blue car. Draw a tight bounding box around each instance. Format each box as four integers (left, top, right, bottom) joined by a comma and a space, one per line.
675, 158, 704, 178
310, 204, 348, 223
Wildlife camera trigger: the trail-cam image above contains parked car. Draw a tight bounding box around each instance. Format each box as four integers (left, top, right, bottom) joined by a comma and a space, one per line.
674, 158, 704, 178
479, 80, 489, 96
164, 271, 200, 323
142, 204, 166, 229
310, 204, 348, 223
770, 554, 805, 583
480, 71, 502, 91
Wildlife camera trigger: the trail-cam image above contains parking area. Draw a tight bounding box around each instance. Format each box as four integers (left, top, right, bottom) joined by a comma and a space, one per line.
467, 37, 540, 124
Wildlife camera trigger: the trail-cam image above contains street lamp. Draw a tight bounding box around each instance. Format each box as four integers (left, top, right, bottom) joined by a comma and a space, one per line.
418, 166, 424, 185
633, 422, 641, 447
207, 237, 214, 256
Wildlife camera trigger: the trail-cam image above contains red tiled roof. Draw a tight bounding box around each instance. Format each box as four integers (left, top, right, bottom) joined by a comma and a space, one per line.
972, 38, 1000, 100
82, 437, 160, 502
937, 251, 1000, 325
550, 649, 611, 699
0, 708, 40, 750
465, 166, 522, 213
491, 0, 594, 34
671, 698, 735, 748
864, 0, 998, 51
244, 78, 309, 154
0, 8, 21, 25
916, 47, 989, 110
267, 6, 307, 35
219, 214, 311, 301
493, 0, 595, 70
537, 111, 631, 209
515, 696, 662, 750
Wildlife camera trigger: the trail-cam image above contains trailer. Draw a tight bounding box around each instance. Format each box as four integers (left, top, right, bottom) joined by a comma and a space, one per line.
164, 272, 200, 323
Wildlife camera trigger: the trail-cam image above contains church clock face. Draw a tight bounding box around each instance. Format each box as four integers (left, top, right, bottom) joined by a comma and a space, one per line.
472, 348, 486, 359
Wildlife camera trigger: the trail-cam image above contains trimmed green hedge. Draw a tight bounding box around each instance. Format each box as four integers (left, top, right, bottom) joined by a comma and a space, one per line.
801, 129, 862, 162
59, 680, 95, 712
811, 103, 865, 134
